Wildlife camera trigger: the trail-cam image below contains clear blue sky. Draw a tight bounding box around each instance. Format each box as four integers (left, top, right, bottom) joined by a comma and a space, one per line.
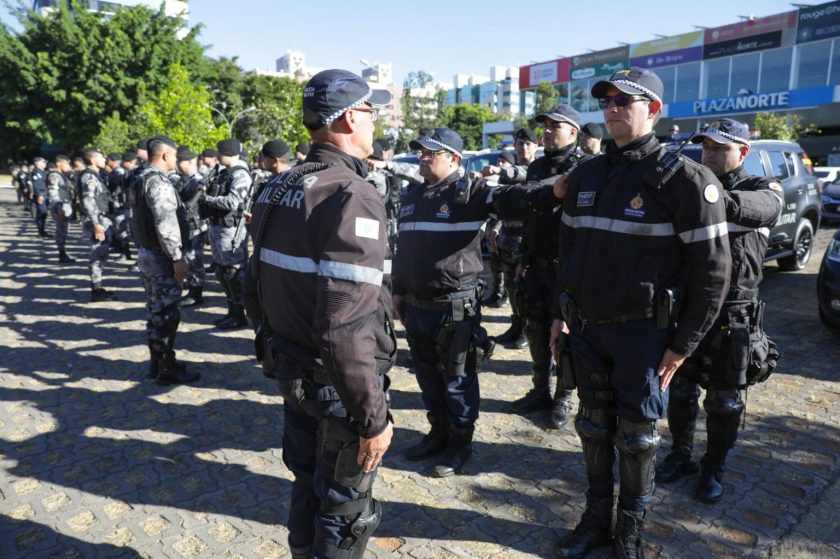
2, 0, 807, 85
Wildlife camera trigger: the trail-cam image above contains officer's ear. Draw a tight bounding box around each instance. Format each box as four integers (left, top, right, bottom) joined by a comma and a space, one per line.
648, 100, 662, 120
738, 143, 750, 163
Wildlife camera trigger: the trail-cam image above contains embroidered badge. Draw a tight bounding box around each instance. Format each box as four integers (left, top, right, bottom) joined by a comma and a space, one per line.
768, 181, 783, 192
624, 193, 645, 218
703, 184, 720, 204
577, 191, 596, 207
399, 203, 414, 218
355, 217, 379, 240
436, 203, 451, 219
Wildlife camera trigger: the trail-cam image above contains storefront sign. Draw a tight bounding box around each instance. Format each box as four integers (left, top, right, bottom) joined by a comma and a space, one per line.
704, 11, 797, 44
519, 58, 570, 89
668, 86, 835, 117
569, 46, 628, 80
797, 0, 840, 43
703, 30, 783, 59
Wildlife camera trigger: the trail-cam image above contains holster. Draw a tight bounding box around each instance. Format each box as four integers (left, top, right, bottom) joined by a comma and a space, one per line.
439, 319, 474, 378
255, 324, 273, 376
745, 300, 780, 386
655, 286, 680, 330
272, 355, 306, 405
319, 417, 374, 492
555, 331, 576, 390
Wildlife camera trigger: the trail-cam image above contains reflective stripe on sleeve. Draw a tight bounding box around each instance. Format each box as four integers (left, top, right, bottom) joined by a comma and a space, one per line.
399, 221, 485, 232
678, 222, 729, 244
561, 212, 676, 236
260, 248, 317, 273
260, 247, 384, 286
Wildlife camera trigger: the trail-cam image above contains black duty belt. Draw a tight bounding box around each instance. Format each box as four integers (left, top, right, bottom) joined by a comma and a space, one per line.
582, 308, 654, 325
405, 287, 477, 312
725, 288, 758, 303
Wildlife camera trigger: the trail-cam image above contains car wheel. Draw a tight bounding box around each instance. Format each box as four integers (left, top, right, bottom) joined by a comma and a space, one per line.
778, 219, 814, 271
819, 306, 840, 329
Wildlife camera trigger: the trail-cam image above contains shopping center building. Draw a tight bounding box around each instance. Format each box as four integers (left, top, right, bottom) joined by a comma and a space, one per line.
518, 0, 840, 164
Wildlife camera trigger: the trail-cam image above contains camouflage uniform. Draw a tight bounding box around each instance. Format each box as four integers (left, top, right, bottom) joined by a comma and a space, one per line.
46, 168, 75, 261
80, 168, 113, 291
177, 171, 208, 295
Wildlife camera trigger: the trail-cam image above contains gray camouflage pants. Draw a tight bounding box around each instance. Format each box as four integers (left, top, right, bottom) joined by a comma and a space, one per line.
84, 217, 113, 286
185, 231, 207, 288
50, 202, 70, 251
138, 248, 182, 352
208, 224, 247, 268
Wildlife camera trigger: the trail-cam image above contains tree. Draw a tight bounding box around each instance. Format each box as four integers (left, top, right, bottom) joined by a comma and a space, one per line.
136, 63, 225, 151
238, 72, 309, 156
398, 70, 443, 152
439, 104, 501, 151
531, 81, 560, 130
753, 112, 820, 141
0, 0, 206, 160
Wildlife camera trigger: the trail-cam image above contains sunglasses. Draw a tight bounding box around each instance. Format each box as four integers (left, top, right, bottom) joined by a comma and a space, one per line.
598, 94, 650, 110
352, 107, 379, 122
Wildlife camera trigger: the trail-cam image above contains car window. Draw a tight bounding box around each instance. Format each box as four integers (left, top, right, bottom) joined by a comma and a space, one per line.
743, 150, 765, 177
766, 150, 791, 180
782, 152, 797, 177
795, 154, 815, 177
466, 155, 497, 175
815, 170, 830, 178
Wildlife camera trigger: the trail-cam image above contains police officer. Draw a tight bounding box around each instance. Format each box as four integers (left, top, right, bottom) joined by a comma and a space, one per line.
173, 147, 208, 308
249, 69, 394, 559
293, 142, 310, 165
16, 164, 32, 214
133, 135, 199, 386
31, 157, 49, 237
488, 128, 539, 350
549, 68, 731, 559
579, 123, 604, 156
80, 147, 118, 302
656, 118, 783, 504
46, 155, 76, 263
508, 106, 590, 431
482, 150, 517, 308
202, 138, 252, 330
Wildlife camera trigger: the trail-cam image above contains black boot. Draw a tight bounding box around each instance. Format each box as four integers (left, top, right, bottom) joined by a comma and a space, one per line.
656, 452, 699, 483
509, 365, 552, 413
404, 413, 447, 461
213, 305, 233, 325
156, 354, 199, 386
58, 250, 75, 263
288, 544, 311, 559
657, 376, 700, 482
147, 349, 163, 380
433, 424, 474, 477
696, 458, 725, 504
494, 314, 525, 345
549, 387, 574, 429
557, 494, 614, 559
90, 284, 117, 302
613, 508, 646, 559
216, 304, 247, 330
178, 286, 204, 308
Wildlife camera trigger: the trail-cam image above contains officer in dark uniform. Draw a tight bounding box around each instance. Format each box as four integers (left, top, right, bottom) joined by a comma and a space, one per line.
482, 150, 517, 308
31, 157, 49, 237
509, 106, 590, 431
656, 118, 783, 503
491, 128, 540, 350
16, 164, 32, 214
173, 147, 208, 308
46, 155, 76, 263
249, 69, 394, 559
549, 68, 731, 559
579, 123, 605, 156
80, 148, 118, 302
133, 135, 199, 386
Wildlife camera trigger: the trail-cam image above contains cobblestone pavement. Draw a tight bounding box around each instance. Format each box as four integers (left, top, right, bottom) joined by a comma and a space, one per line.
1, 183, 839, 559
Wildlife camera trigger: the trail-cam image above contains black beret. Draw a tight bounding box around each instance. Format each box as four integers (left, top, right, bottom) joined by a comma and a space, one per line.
177, 146, 197, 160
82, 147, 102, 160
217, 139, 241, 157
261, 139, 290, 159
498, 151, 516, 165
580, 123, 604, 139
136, 139, 148, 150
294, 142, 310, 155
514, 128, 538, 143
149, 135, 178, 150
55, 154, 70, 162
107, 152, 122, 161
122, 150, 137, 162
201, 148, 219, 158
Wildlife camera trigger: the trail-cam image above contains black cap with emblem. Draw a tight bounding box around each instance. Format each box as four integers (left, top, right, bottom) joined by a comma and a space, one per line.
591, 67, 664, 104
217, 139, 242, 157
302, 69, 392, 131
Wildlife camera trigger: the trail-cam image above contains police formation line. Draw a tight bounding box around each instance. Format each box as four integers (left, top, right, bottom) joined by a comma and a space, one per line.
11, 66, 783, 559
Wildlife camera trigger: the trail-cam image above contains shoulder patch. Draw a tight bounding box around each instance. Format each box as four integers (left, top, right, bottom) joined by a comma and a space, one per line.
86, 179, 98, 193
48, 174, 58, 185
703, 184, 720, 204
355, 217, 379, 240
768, 181, 783, 192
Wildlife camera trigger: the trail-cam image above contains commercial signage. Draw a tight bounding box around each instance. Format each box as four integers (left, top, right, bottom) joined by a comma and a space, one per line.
630, 31, 704, 68
668, 86, 835, 118
797, 1, 840, 43
570, 46, 628, 80
704, 11, 797, 45
518, 58, 570, 89
703, 30, 783, 59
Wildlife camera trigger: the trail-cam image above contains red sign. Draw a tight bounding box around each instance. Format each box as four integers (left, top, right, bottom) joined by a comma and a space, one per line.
704, 11, 797, 44
519, 58, 570, 89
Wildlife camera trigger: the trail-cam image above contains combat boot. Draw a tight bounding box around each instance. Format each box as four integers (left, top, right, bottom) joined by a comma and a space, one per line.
90, 286, 117, 302
655, 452, 699, 483
58, 250, 75, 264
509, 366, 552, 413
549, 388, 574, 429
433, 424, 474, 477
288, 543, 311, 559
213, 303, 233, 325
696, 458, 725, 504
404, 413, 447, 461
156, 355, 199, 387
493, 315, 524, 345
557, 494, 614, 559
613, 508, 646, 559
178, 287, 204, 308
216, 304, 247, 330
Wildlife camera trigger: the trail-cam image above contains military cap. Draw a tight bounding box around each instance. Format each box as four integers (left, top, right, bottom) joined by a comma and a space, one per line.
107, 152, 122, 161
82, 147, 102, 159
217, 139, 241, 157
302, 69, 391, 130
136, 139, 149, 150
260, 140, 290, 159
55, 154, 71, 162
409, 127, 464, 158
514, 128, 538, 143
32, 156, 46, 164
122, 150, 137, 162
591, 67, 664, 104
497, 151, 516, 165
294, 142, 310, 156
691, 118, 750, 146
580, 122, 604, 139
148, 135, 178, 150
177, 146, 197, 160
201, 148, 219, 158
536, 104, 581, 130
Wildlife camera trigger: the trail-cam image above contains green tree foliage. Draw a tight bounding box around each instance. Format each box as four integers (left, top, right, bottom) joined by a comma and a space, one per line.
530, 80, 560, 132
237, 73, 310, 156
137, 63, 225, 152
439, 104, 501, 151
754, 112, 799, 141
398, 70, 443, 152
0, 0, 205, 159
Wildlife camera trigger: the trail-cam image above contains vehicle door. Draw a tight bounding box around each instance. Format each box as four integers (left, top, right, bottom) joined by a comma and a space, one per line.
763, 147, 798, 245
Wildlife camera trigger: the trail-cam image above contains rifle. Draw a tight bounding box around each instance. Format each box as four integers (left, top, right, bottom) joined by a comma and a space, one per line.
231, 172, 261, 251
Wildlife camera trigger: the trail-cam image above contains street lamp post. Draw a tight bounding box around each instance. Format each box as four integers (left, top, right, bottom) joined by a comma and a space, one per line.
211, 105, 256, 138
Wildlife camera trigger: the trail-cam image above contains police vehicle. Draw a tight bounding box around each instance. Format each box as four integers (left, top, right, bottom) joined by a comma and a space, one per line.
818, 227, 840, 328
671, 139, 821, 271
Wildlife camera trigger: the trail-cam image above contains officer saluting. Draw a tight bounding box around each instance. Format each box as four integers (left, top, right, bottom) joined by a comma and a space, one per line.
249, 69, 394, 559
656, 118, 783, 503
550, 68, 731, 558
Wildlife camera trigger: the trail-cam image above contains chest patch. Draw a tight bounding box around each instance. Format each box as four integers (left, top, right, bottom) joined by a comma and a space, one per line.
436, 203, 451, 219
400, 203, 414, 218
624, 193, 645, 218
577, 191, 596, 207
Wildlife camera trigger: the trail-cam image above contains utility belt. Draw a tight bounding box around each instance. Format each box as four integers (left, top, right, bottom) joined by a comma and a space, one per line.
405, 286, 477, 316
211, 214, 237, 227
724, 287, 759, 305
557, 290, 671, 328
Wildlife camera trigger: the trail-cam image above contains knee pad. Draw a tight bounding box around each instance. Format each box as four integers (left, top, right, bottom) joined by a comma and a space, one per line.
575, 406, 616, 442
704, 387, 744, 417
317, 497, 381, 559
615, 418, 660, 459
